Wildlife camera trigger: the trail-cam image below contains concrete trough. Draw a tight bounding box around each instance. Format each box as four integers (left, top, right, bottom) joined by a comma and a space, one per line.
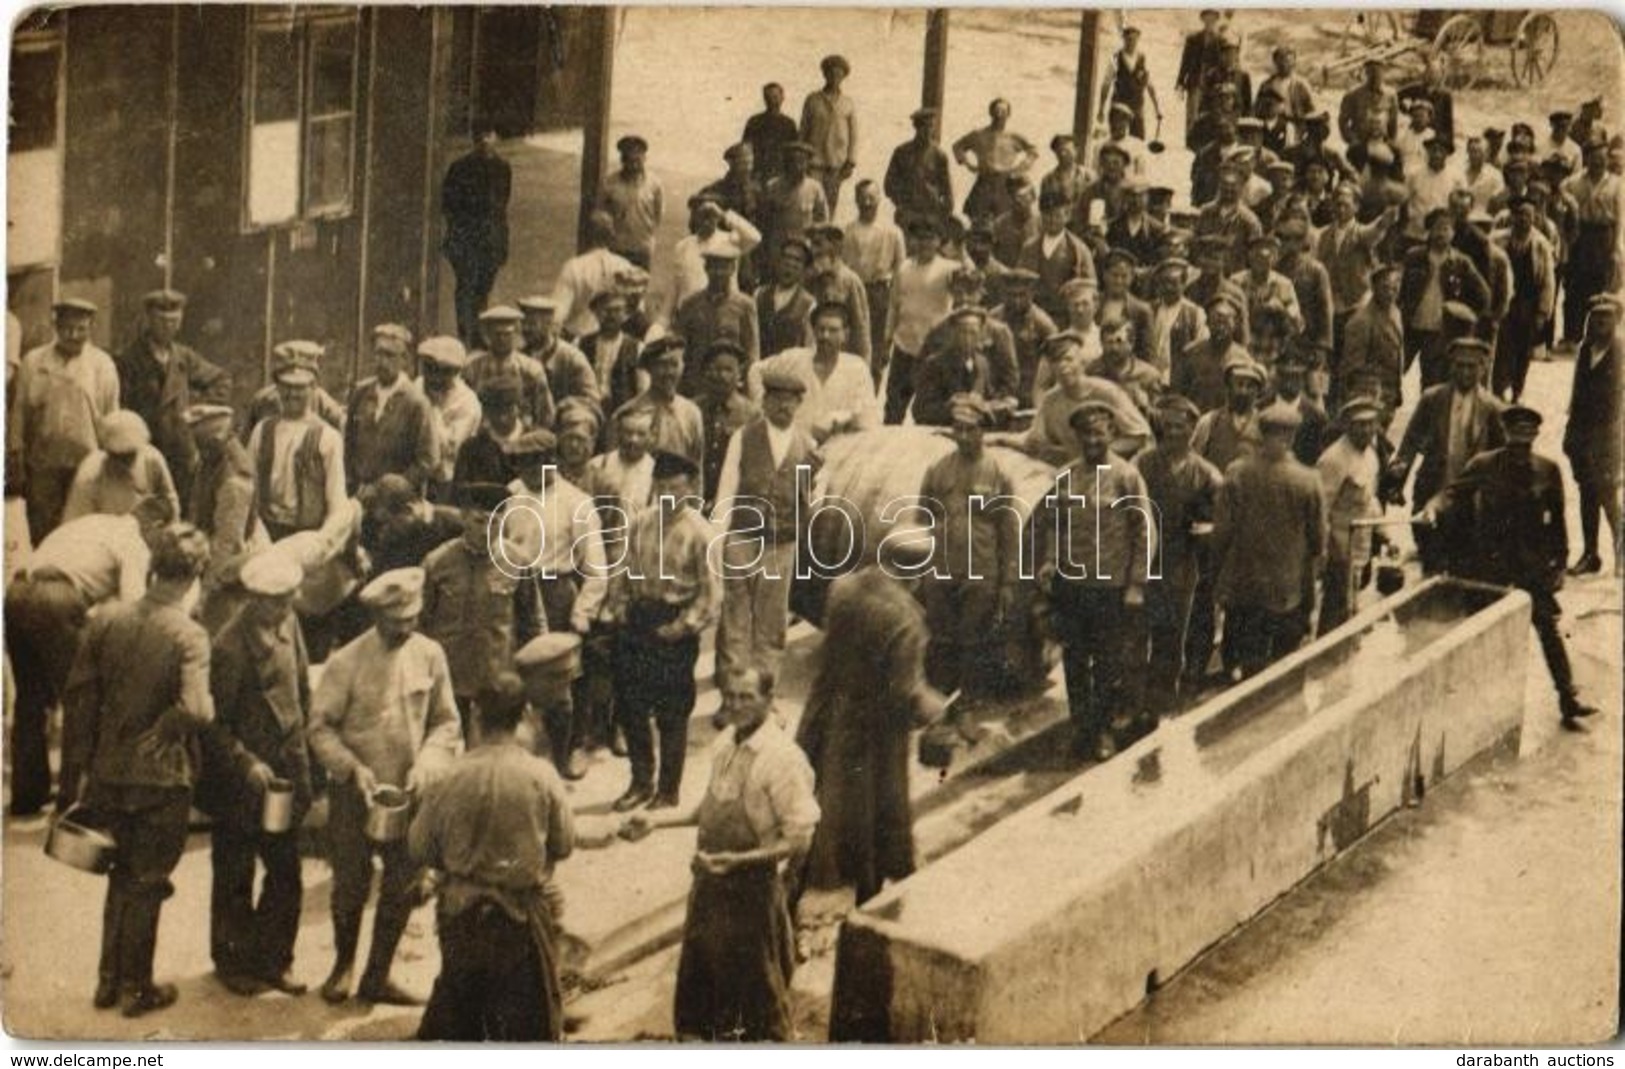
830, 577, 1533, 1043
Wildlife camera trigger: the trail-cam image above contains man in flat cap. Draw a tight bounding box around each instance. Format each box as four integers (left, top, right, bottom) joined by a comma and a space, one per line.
345, 324, 439, 497
467, 306, 556, 432
185, 403, 265, 627
599, 134, 664, 270
453, 376, 525, 496
1214, 401, 1325, 678
1337, 57, 1399, 153
1389, 336, 1505, 572
601, 450, 721, 811
1462, 135, 1505, 213
1098, 25, 1162, 141
1229, 233, 1304, 338
886, 216, 959, 422
1399, 209, 1491, 388
245, 341, 346, 435
576, 290, 642, 427
1545, 111, 1584, 175
62, 410, 180, 524
742, 82, 800, 186
309, 566, 462, 1005
197, 551, 311, 997
953, 98, 1039, 225
755, 237, 818, 362
1175, 296, 1253, 414
1315, 396, 1384, 633
1563, 294, 1622, 577
61, 522, 213, 1017
1138, 393, 1224, 711
1425, 405, 1600, 725
520, 295, 601, 418
1339, 262, 1405, 412
886, 106, 955, 231
675, 243, 761, 396
1560, 134, 1620, 349
1192, 356, 1266, 473
1032, 400, 1156, 760
917, 393, 1020, 699
414, 336, 482, 502
1146, 256, 1210, 379
1019, 187, 1097, 327
1177, 9, 1227, 147
1099, 103, 1151, 180
750, 301, 879, 443
1005, 332, 1150, 466
912, 306, 1019, 427
694, 342, 758, 507
1195, 164, 1265, 277
1402, 131, 1466, 246
8, 297, 120, 539
1319, 187, 1399, 355
1105, 178, 1166, 268
613, 338, 706, 477
992, 267, 1058, 408
843, 179, 906, 359
246, 359, 348, 544
710, 365, 818, 681
801, 55, 858, 213
806, 224, 873, 366
442, 123, 512, 345
550, 211, 637, 341
115, 289, 230, 515
661, 195, 762, 327
702, 143, 765, 266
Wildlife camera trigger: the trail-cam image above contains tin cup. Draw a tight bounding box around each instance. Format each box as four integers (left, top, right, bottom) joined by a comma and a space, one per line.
261, 777, 295, 834
364, 785, 413, 843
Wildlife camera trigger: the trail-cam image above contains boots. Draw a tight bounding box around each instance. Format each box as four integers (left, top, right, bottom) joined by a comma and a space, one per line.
94, 887, 127, 1009
320, 909, 361, 1004
356, 904, 421, 1006
119, 891, 175, 1018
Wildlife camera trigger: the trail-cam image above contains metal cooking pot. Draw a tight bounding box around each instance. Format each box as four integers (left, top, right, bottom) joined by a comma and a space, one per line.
1148, 114, 1166, 154
261, 777, 295, 834
364, 785, 413, 843
44, 805, 117, 875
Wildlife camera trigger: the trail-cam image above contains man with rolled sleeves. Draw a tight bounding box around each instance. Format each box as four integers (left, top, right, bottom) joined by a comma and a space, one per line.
416, 336, 483, 503
1138, 394, 1224, 712
710, 366, 818, 682
466, 305, 555, 431
5, 496, 174, 816
1316, 396, 1384, 633
1423, 405, 1600, 725
345, 324, 439, 496
245, 341, 346, 434
599, 134, 664, 271
1033, 400, 1156, 761
62, 410, 181, 524
8, 298, 121, 539
602, 451, 721, 811
801, 55, 858, 213
115, 289, 230, 514
1388, 337, 1504, 573
1213, 402, 1325, 678
246, 360, 348, 544
60, 523, 213, 1017
197, 552, 312, 997
308, 567, 462, 1006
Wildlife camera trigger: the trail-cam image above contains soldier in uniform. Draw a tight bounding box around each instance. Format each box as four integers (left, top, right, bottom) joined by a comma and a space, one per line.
308, 567, 462, 1006
61, 523, 213, 1017
1424, 405, 1600, 726
197, 552, 312, 997
1563, 295, 1622, 576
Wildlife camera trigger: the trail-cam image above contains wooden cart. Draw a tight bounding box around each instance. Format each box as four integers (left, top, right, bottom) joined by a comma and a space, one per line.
1321, 9, 1559, 91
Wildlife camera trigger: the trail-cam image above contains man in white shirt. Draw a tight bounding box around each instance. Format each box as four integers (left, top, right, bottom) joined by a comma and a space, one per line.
550, 211, 636, 339
1544, 111, 1584, 176
1462, 135, 1505, 213
245, 362, 348, 543
1098, 103, 1150, 178
886, 217, 959, 423
599, 135, 664, 270
1316, 396, 1383, 632
416, 337, 481, 502
586, 406, 656, 565
842, 180, 906, 358
62, 410, 181, 524
660, 194, 762, 325
749, 301, 881, 442
1403, 134, 1465, 244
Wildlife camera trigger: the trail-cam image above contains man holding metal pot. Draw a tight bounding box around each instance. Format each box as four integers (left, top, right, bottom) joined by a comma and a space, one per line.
196, 551, 312, 998
308, 566, 463, 1006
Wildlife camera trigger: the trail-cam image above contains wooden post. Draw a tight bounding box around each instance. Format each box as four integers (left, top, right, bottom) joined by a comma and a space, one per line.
923, 9, 948, 138
1074, 10, 1100, 148
577, 5, 616, 251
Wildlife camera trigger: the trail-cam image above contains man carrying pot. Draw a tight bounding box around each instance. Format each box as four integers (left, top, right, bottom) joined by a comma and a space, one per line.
308, 567, 462, 1006
197, 551, 312, 998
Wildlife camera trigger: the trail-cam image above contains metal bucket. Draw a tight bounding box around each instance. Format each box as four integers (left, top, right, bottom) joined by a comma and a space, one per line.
364, 785, 413, 843
261, 777, 295, 834
44, 805, 117, 875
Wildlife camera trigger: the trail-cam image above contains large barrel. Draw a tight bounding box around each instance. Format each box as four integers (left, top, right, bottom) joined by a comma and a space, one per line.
799, 427, 1062, 696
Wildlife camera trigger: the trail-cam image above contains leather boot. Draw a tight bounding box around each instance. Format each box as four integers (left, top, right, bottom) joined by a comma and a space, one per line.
320, 908, 361, 1004
94, 887, 127, 1009
118, 892, 167, 1015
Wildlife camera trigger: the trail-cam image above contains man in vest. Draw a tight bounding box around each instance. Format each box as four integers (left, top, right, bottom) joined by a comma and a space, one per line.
245, 341, 347, 434
246, 360, 348, 543
710, 367, 819, 681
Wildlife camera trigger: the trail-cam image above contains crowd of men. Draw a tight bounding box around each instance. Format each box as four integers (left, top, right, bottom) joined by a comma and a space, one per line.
3, 15, 1621, 1043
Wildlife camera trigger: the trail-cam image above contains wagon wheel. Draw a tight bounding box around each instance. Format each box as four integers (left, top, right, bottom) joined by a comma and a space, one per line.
1510, 12, 1559, 87
1432, 14, 1485, 90
1337, 9, 1403, 54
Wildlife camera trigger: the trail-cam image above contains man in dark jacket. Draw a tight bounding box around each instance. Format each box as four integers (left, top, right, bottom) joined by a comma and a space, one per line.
198, 552, 312, 997
442, 125, 512, 345
1425, 404, 1599, 725
115, 289, 231, 514
1398, 209, 1491, 388
1563, 295, 1622, 576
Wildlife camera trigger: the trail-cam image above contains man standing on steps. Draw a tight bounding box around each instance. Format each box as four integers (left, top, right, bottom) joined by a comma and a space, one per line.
308, 567, 462, 1007
441, 124, 512, 346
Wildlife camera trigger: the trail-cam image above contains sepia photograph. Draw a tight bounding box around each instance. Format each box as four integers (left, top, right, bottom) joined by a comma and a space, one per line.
1, 2, 1621, 1047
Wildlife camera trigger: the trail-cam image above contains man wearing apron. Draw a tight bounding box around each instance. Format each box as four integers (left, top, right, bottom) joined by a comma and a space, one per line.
624, 667, 820, 1042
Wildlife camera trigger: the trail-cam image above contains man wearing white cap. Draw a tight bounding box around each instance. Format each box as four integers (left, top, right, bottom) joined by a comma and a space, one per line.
660, 195, 762, 324
246, 360, 348, 543
62, 410, 181, 524
1316, 396, 1384, 633
414, 336, 482, 502
308, 566, 462, 1006
520, 296, 601, 413
8, 297, 120, 539
466, 305, 555, 431
245, 341, 345, 435
675, 243, 761, 396
197, 552, 312, 997
344, 324, 438, 497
